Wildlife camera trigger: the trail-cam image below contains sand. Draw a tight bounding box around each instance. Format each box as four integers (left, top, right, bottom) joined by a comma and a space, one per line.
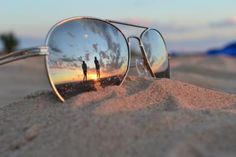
0, 55, 236, 157
171, 55, 236, 94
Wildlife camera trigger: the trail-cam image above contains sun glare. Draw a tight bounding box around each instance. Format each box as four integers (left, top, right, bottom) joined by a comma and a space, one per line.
88, 73, 98, 81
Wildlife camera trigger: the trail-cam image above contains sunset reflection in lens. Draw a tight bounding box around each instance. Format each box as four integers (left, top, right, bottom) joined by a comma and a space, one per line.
46, 18, 129, 99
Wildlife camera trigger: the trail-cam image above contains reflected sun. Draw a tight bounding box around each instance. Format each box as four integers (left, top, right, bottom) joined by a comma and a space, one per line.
88, 73, 98, 81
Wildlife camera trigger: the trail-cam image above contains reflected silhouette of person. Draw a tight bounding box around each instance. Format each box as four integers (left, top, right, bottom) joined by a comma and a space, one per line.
94, 57, 100, 79
82, 61, 87, 81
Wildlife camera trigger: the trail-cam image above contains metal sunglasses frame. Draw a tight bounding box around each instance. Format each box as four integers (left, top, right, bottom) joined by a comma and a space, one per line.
0, 16, 169, 102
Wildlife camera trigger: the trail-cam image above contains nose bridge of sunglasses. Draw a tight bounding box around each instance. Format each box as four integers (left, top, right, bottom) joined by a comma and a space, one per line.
127, 37, 154, 78
108, 21, 147, 39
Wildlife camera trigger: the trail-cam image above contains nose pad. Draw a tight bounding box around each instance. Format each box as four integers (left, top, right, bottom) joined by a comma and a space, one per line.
127, 38, 152, 78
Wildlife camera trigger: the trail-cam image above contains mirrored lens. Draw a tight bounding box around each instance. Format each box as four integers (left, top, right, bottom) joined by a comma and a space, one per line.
141, 29, 169, 78
46, 18, 129, 100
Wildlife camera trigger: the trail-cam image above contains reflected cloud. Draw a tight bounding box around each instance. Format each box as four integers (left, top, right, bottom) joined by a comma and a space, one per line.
92, 43, 98, 52
67, 32, 75, 38
77, 56, 83, 62
60, 57, 78, 62
50, 46, 63, 53
85, 53, 90, 61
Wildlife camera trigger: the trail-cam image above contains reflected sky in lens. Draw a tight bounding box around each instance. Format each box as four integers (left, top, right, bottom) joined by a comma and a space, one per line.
142, 30, 168, 73
47, 19, 128, 84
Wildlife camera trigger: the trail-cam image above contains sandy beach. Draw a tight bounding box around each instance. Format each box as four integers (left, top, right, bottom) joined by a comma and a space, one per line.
0, 55, 236, 157
171, 55, 236, 94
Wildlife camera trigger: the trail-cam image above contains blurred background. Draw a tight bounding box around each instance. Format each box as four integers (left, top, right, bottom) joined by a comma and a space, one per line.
0, 0, 235, 54
0, 0, 236, 95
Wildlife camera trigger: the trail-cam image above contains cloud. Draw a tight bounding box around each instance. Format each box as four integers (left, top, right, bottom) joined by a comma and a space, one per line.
60, 57, 78, 62
92, 43, 98, 52
85, 53, 90, 61
120, 18, 198, 33
50, 46, 63, 53
118, 17, 236, 52
13, 17, 235, 55
67, 32, 75, 38
210, 17, 236, 28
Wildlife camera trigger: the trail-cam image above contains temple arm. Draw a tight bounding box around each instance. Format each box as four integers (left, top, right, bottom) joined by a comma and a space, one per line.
107, 19, 148, 29
0, 46, 48, 65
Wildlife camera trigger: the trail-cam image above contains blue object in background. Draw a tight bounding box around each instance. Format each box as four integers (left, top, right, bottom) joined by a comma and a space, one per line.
207, 42, 236, 57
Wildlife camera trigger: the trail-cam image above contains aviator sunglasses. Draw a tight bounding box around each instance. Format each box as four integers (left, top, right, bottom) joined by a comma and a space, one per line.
0, 17, 170, 102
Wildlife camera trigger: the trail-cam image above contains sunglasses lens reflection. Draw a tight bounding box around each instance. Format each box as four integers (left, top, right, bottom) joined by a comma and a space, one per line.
129, 38, 152, 77
141, 29, 169, 78
46, 19, 129, 100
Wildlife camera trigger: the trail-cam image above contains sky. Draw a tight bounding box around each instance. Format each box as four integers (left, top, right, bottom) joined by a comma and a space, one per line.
0, 0, 235, 53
